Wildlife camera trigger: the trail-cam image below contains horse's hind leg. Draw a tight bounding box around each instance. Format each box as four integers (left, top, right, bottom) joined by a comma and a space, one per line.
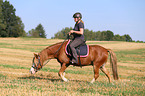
100, 64, 111, 83
91, 63, 100, 83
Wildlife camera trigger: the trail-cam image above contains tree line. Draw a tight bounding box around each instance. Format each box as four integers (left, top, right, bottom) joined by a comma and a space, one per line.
52, 27, 132, 41
0, 0, 46, 38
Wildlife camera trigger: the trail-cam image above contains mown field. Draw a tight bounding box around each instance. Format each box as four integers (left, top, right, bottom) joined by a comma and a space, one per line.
0, 38, 145, 96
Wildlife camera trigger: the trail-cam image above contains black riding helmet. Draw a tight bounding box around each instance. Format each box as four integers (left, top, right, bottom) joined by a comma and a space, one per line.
73, 12, 82, 19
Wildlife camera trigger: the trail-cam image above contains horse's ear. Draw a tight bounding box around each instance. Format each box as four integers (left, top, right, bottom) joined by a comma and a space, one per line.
34, 53, 38, 58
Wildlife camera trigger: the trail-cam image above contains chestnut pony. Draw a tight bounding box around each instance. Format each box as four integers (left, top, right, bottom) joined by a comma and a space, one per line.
30, 40, 118, 83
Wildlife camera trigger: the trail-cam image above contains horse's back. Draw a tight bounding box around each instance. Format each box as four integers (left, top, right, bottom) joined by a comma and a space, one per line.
89, 44, 108, 62
89, 44, 108, 53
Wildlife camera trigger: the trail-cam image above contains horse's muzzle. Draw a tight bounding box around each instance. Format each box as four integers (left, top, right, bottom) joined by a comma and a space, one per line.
30, 67, 36, 74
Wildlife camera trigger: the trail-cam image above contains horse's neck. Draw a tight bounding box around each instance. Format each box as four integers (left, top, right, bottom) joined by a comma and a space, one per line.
40, 41, 66, 60
49, 42, 63, 54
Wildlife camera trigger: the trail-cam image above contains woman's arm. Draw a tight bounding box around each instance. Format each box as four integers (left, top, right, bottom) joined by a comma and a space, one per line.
69, 28, 84, 35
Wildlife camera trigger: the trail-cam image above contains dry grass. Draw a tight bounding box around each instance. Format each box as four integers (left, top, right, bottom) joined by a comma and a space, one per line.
0, 38, 145, 96
87, 41, 145, 51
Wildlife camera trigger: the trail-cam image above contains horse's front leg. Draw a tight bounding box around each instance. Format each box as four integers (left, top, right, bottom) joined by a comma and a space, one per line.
58, 63, 69, 82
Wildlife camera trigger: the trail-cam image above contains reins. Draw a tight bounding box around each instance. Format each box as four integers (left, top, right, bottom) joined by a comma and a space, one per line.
54, 34, 70, 55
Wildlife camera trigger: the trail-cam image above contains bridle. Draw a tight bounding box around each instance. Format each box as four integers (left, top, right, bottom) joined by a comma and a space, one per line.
32, 55, 42, 72
32, 55, 50, 72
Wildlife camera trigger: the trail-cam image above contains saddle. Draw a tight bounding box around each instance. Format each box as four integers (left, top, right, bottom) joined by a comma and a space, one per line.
65, 40, 89, 57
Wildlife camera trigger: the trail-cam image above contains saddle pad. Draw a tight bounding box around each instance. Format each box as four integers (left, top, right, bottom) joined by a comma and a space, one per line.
65, 40, 89, 57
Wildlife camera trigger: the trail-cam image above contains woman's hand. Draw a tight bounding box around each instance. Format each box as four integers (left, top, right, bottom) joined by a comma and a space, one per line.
68, 30, 74, 35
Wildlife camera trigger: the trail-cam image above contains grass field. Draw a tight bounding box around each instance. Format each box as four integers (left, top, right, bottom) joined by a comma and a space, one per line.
0, 38, 145, 96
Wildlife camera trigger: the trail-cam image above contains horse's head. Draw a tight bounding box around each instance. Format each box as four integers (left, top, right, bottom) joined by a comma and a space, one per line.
30, 53, 42, 74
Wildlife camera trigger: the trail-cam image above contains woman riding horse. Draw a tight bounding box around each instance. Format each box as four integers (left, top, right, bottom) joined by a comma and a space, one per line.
30, 12, 119, 83
68, 12, 85, 64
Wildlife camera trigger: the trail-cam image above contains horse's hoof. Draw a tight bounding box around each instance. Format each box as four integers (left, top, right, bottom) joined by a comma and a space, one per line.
64, 79, 69, 82
90, 78, 95, 83
63, 78, 69, 82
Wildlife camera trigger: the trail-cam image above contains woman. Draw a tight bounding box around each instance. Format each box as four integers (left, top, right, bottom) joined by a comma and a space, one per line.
68, 12, 85, 64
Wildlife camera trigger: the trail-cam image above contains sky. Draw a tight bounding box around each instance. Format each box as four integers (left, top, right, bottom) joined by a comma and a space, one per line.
8, 0, 145, 41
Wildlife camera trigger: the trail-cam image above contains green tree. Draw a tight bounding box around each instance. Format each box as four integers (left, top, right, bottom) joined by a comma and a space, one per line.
28, 29, 39, 37
124, 34, 132, 42
96, 31, 101, 41
28, 24, 46, 38
15, 16, 26, 37
54, 27, 72, 39
1, 0, 26, 37
113, 34, 126, 41
2, 0, 17, 37
100, 31, 107, 41
35, 24, 46, 38
84, 29, 90, 40
106, 30, 114, 41
0, 0, 7, 37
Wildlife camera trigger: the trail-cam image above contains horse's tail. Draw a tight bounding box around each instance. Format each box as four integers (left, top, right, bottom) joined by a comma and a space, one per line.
108, 49, 119, 80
